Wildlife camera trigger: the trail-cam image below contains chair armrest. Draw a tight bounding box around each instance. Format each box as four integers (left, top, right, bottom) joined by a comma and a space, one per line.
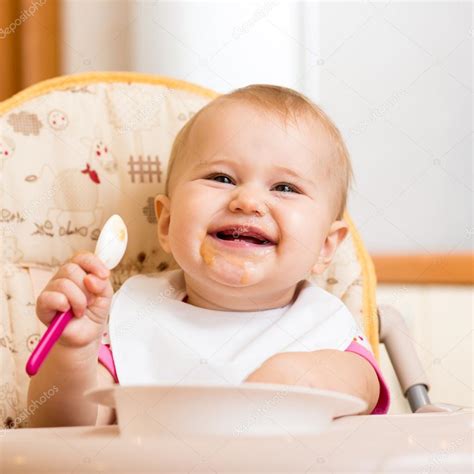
377, 304, 431, 412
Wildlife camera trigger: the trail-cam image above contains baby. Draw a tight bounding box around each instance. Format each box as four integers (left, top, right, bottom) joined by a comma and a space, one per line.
28, 84, 389, 427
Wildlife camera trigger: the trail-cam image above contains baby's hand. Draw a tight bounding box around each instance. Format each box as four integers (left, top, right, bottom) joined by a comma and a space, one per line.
36, 251, 114, 349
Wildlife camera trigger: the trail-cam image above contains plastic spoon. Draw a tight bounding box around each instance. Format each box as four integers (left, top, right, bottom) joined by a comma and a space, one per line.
25, 214, 128, 376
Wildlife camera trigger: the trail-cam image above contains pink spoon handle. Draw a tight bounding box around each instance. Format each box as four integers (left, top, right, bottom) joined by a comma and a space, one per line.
25, 308, 74, 376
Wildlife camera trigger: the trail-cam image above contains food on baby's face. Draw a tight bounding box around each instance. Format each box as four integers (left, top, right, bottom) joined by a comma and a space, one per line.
199, 230, 272, 285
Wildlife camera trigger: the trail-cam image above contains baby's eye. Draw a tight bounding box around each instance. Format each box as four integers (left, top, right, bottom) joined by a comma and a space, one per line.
206, 173, 234, 185
272, 183, 299, 194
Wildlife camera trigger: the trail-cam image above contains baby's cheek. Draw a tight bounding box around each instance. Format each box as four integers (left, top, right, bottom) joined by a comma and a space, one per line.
167, 206, 203, 261
279, 206, 316, 249
279, 208, 325, 271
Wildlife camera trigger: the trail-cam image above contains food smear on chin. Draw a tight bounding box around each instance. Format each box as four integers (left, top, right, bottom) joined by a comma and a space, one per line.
199, 234, 268, 285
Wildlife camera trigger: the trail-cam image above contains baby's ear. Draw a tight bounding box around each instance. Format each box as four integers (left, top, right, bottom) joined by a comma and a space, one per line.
154, 194, 171, 253
311, 220, 349, 276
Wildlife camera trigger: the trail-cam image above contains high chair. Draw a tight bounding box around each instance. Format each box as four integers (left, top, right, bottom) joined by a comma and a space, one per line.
0, 73, 471, 472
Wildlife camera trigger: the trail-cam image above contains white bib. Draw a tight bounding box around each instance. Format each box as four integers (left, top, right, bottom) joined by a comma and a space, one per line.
105, 269, 370, 386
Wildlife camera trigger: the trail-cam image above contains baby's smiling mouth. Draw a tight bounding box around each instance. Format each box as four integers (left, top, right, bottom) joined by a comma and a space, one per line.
208, 225, 278, 247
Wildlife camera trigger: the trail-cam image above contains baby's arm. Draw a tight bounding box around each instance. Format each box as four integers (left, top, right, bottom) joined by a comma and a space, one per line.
27, 342, 116, 427
96, 361, 117, 425
27, 251, 116, 427
243, 349, 380, 415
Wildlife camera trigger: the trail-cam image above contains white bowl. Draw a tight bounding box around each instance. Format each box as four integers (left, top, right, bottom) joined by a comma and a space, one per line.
84, 383, 366, 438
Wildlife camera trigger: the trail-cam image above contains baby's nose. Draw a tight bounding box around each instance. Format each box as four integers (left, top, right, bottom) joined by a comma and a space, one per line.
229, 184, 268, 216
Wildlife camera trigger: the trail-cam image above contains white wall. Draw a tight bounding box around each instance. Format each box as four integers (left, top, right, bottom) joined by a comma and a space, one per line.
319, 1, 472, 253
61, 1, 319, 98
130, 1, 316, 95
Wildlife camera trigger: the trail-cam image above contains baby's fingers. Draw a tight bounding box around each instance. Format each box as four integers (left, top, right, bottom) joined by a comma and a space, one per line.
36, 290, 70, 324
48, 278, 88, 318
83, 273, 113, 297
71, 251, 110, 279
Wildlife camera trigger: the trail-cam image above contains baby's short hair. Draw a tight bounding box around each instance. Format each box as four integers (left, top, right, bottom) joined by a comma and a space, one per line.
165, 84, 354, 221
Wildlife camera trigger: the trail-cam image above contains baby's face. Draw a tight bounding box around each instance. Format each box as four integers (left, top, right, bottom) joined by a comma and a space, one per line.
155, 100, 348, 308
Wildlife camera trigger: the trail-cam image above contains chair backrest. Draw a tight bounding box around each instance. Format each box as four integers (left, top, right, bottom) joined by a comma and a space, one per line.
0, 72, 379, 428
